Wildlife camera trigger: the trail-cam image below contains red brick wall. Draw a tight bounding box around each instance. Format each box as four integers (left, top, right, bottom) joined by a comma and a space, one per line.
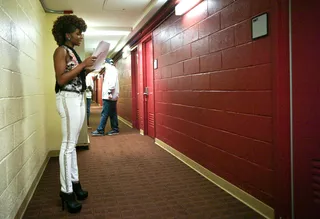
116, 56, 133, 123
153, 0, 274, 206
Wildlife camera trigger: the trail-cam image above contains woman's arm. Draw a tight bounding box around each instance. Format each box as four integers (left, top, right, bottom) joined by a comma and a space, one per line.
54, 47, 96, 85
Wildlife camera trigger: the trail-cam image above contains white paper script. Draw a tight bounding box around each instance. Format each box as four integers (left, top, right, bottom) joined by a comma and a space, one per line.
92, 41, 110, 70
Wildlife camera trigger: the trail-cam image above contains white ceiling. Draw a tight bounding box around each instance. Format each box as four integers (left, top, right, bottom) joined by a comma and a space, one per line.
42, 0, 168, 55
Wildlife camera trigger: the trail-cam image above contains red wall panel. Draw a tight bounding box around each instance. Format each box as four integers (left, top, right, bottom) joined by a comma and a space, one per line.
153, 0, 274, 206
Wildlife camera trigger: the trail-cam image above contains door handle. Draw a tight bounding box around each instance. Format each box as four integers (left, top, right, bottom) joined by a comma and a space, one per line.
143, 87, 149, 96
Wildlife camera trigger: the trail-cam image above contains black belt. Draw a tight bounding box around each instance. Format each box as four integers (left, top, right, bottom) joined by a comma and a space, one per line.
60, 89, 83, 94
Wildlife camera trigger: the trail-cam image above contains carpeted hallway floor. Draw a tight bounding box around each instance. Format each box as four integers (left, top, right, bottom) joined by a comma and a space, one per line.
23, 104, 265, 219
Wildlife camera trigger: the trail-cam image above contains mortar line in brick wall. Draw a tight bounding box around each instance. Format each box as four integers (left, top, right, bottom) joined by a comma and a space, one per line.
157, 112, 273, 144
157, 123, 275, 173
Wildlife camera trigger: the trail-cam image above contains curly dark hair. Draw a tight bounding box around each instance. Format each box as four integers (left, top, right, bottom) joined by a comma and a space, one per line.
52, 15, 87, 46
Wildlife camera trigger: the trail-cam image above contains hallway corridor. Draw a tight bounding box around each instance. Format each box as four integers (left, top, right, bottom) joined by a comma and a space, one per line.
23, 106, 264, 219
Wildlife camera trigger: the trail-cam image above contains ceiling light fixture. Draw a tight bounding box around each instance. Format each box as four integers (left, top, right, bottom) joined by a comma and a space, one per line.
175, 0, 203, 16
84, 30, 131, 36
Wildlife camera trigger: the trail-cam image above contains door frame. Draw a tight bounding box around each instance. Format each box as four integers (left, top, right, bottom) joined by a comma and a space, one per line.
273, 0, 292, 218
131, 47, 139, 129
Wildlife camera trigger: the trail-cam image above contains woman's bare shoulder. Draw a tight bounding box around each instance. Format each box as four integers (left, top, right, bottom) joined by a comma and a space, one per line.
54, 46, 67, 57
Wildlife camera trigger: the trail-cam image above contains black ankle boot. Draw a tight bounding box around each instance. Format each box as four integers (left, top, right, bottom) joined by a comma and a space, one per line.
72, 182, 88, 200
59, 191, 82, 213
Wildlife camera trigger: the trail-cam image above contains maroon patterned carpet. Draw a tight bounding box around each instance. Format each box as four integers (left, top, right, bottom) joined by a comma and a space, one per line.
23, 105, 265, 219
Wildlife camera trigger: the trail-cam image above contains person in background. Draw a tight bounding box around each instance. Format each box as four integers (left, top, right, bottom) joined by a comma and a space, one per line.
52, 14, 95, 213
85, 74, 94, 127
92, 58, 120, 136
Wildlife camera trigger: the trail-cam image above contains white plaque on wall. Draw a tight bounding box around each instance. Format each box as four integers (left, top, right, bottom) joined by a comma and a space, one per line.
154, 59, 158, 69
252, 13, 268, 40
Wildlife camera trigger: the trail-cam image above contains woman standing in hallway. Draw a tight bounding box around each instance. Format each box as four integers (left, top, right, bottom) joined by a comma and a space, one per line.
52, 15, 96, 213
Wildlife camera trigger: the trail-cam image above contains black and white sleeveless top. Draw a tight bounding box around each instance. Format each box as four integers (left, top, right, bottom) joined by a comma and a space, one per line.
55, 45, 86, 93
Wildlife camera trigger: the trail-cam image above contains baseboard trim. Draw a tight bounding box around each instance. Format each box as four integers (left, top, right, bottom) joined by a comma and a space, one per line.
76, 134, 90, 150
140, 129, 144, 135
15, 152, 51, 219
155, 138, 274, 219
118, 116, 133, 128
48, 150, 60, 157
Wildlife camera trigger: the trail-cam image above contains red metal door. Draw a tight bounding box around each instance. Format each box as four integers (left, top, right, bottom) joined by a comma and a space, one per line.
292, 0, 320, 218
143, 39, 155, 138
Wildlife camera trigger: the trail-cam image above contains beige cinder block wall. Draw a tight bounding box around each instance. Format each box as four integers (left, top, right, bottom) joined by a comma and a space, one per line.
0, 0, 63, 218
43, 13, 63, 152
0, 0, 90, 217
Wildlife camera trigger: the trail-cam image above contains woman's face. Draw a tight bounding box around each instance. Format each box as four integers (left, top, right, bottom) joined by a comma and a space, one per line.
67, 28, 83, 46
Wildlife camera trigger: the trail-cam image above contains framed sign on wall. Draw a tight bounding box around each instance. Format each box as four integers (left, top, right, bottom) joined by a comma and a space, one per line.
252, 13, 268, 40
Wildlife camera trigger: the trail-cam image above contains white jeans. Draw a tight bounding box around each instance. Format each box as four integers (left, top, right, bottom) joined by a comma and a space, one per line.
56, 91, 85, 193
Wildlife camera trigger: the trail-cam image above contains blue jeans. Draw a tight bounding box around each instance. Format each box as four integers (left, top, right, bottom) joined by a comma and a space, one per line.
86, 98, 91, 124
97, 100, 119, 132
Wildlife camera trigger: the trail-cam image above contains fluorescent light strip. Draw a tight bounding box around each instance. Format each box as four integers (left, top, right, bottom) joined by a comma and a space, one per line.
175, 0, 203, 16
84, 30, 131, 36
